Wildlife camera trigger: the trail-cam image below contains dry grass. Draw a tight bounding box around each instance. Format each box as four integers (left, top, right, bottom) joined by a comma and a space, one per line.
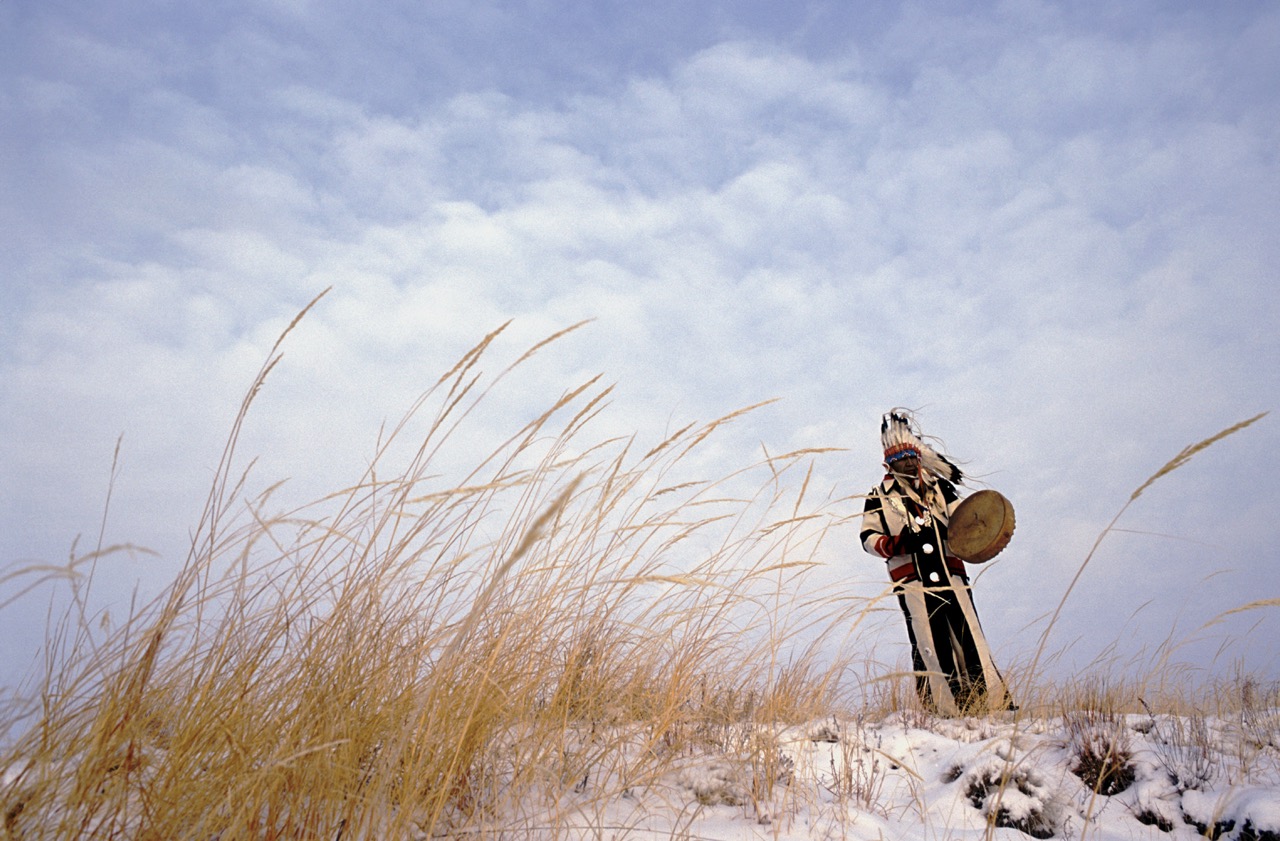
0, 310, 864, 838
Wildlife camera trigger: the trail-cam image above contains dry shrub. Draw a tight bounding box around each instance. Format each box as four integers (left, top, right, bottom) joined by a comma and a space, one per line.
1065, 720, 1135, 797
962, 758, 1062, 839
1069, 722, 1136, 797
1141, 704, 1221, 794
820, 718, 888, 816
1056, 680, 1136, 797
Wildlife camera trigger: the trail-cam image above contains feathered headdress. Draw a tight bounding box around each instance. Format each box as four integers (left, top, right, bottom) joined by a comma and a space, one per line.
880, 408, 963, 484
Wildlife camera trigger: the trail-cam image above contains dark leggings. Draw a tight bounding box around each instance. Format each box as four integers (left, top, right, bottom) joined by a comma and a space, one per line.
897, 584, 989, 712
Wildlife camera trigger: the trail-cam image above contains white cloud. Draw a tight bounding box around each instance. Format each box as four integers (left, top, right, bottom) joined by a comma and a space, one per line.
2, 2, 1278, 685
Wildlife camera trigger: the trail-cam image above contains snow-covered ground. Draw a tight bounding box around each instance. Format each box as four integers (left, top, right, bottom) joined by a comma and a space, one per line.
5, 709, 1277, 838
531, 711, 1280, 841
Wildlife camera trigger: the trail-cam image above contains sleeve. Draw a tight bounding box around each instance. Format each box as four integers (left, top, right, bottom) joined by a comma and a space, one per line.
861, 490, 898, 558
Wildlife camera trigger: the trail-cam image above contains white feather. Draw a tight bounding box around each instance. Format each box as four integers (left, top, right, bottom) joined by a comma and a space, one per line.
880, 408, 963, 484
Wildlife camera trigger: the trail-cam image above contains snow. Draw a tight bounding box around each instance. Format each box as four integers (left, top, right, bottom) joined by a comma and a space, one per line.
4, 710, 1277, 838
521, 712, 1280, 841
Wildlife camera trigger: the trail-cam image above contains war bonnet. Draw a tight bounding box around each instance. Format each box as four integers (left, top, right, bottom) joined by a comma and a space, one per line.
881, 408, 964, 484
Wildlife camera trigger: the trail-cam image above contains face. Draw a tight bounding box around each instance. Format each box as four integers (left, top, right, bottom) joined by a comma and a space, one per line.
889, 454, 920, 478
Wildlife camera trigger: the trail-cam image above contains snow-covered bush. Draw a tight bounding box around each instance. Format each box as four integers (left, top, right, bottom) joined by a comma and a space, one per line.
1064, 709, 1136, 795
961, 756, 1065, 839
1149, 712, 1222, 792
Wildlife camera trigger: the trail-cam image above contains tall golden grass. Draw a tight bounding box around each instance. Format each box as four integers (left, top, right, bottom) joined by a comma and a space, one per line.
0, 303, 867, 838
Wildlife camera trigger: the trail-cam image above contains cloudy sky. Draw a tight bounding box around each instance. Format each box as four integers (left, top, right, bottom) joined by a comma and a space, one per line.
3, 0, 1278, 692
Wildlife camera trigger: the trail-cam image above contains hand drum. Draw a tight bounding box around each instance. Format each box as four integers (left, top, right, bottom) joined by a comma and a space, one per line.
949, 490, 1015, 563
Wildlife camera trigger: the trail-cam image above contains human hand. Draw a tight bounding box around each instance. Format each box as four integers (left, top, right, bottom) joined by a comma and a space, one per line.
892, 528, 926, 556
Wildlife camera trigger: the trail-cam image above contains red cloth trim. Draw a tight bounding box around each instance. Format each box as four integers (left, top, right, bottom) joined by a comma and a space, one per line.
888, 555, 966, 583
884, 443, 921, 461
889, 564, 917, 582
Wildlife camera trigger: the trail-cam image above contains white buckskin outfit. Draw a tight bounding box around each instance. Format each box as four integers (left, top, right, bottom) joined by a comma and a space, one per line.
861, 409, 1012, 716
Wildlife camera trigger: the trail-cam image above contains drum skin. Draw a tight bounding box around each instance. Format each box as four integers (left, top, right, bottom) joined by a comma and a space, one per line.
949, 490, 1015, 563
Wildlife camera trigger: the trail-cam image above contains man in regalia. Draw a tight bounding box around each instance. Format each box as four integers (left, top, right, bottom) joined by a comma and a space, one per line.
861, 409, 1013, 715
